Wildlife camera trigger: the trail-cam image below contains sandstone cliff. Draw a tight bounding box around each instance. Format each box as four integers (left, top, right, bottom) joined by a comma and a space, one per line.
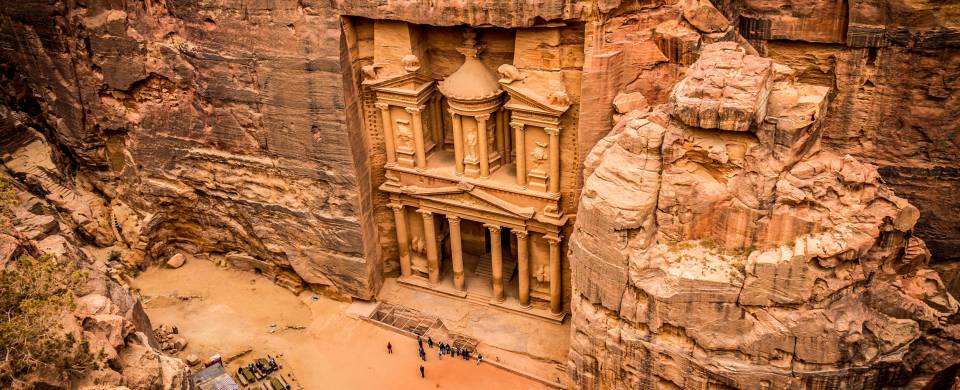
0, 0, 958, 388
0, 127, 189, 387
569, 42, 959, 389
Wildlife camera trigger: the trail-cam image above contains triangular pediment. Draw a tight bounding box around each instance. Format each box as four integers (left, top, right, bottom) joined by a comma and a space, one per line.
369, 72, 436, 95
399, 184, 535, 219
501, 84, 567, 115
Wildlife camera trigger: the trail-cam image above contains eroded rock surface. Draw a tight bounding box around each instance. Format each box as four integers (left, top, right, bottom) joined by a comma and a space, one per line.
0, 172, 189, 389
569, 43, 959, 389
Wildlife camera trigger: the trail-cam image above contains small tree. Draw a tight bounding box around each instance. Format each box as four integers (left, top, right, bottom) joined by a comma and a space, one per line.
0, 253, 104, 387
0, 177, 15, 234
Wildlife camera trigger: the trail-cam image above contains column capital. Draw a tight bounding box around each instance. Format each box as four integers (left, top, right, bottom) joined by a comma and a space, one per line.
483, 223, 501, 233
545, 234, 562, 245
509, 122, 525, 131
405, 105, 425, 114
416, 209, 433, 217
388, 203, 405, 212
544, 127, 561, 136
448, 108, 461, 117
475, 113, 491, 122
374, 102, 390, 110
513, 230, 529, 239
446, 215, 461, 225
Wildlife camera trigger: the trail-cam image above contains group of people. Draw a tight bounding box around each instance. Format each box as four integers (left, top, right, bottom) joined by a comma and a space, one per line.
388, 335, 484, 379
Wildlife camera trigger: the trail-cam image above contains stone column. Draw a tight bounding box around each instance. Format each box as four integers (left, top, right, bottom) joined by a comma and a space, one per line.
431, 96, 442, 146
448, 215, 465, 291
495, 111, 505, 161
451, 110, 464, 176
546, 234, 562, 314
418, 209, 440, 284
389, 203, 411, 277
546, 127, 561, 193
376, 103, 396, 165
512, 122, 526, 187
485, 224, 504, 302
408, 106, 427, 170
515, 230, 530, 307
476, 114, 490, 178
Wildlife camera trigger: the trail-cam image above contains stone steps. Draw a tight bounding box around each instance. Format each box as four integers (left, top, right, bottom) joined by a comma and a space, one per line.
473, 255, 517, 282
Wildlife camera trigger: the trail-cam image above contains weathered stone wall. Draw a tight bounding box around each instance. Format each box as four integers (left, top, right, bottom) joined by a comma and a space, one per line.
0, 0, 386, 298
568, 42, 960, 389
1, 0, 959, 387
726, 0, 960, 265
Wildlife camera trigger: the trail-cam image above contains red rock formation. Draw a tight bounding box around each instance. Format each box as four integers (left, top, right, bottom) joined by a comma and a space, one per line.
0, 0, 957, 387
569, 42, 959, 389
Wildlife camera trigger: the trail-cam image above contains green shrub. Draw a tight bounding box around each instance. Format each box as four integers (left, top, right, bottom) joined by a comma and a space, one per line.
0, 254, 104, 386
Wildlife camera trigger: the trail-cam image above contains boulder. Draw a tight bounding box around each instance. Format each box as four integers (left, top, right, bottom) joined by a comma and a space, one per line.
166, 253, 186, 269
669, 42, 774, 131
682, 0, 730, 33
185, 354, 201, 366
612, 92, 649, 114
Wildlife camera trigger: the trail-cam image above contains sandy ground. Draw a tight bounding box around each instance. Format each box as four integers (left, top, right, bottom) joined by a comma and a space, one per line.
378, 278, 570, 385
132, 259, 549, 390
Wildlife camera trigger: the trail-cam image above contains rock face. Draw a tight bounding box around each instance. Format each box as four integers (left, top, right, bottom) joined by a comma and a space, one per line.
568, 43, 959, 389
0, 173, 189, 388
0, 0, 958, 388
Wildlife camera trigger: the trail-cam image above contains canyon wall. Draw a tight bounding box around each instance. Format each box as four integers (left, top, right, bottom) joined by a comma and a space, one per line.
568, 40, 959, 389
1, 0, 955, 303
1, 87, 189, 387
0, 0, 958, 388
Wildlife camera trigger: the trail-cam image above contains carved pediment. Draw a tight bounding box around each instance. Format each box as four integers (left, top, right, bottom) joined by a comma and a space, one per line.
370, 72, 436, 96
502, 83, 568, 116
398, 184, 535, 219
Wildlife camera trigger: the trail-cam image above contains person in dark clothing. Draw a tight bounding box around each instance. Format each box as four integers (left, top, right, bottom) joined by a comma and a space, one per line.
419, 365, 425, 378
417, 336, 423, 349
387, 342, 393, 354
427, 337, 434, 348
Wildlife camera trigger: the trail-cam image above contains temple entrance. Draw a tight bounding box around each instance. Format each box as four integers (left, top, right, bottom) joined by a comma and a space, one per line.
390, 201, 565, 321
434, 218, 520, 303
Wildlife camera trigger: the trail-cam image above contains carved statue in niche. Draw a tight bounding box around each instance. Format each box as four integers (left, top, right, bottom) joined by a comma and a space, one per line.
465, 129, 478, 161
396, 119, 414, 150
401, 54, 421, 73
411, 235, 426, 255
534, 264, 549, 283
487, 122, 496, 150
530, 141, 548, 171
497, 64, 526, 84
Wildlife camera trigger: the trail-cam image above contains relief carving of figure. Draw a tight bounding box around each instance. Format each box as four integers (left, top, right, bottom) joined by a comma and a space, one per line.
396, 120, 414, 150
497, 64, 526, 84
534, 264, 549, 283
547, 80, 570, 106
487, 123, 496, 150
465, 130, 478, 160
401, 54, 421, 73
530, 141, 548, 171
361, 64, 383, 81
411, 235, 426, 255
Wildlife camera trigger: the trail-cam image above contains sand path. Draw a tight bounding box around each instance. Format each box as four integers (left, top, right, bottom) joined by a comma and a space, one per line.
133, 259, 549, 389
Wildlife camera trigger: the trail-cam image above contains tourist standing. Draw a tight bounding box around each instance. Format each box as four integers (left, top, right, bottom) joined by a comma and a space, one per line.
417, 336, 423, 349
428, 337, 434, 348
387, 342, 392, 354
477, 353, 483, 365
419, 365, 425, 378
